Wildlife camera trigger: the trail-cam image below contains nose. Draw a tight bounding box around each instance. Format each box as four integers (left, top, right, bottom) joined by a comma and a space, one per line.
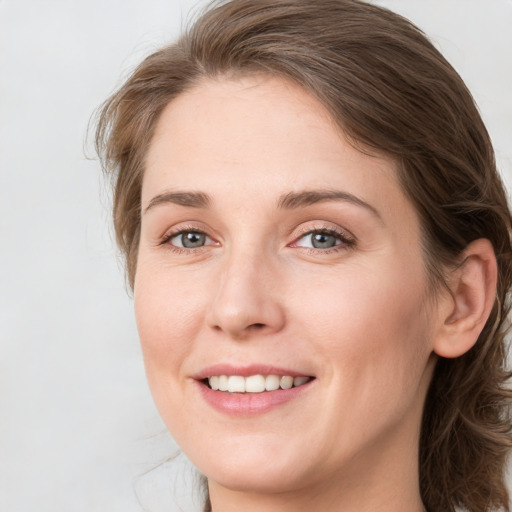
206, 249, 286, 340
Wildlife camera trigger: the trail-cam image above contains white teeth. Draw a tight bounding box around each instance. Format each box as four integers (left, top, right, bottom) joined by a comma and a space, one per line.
293, 376, 310, 387
210, 376, 219, 390
280, 376, 293, 389
228, 375, 245, 393
245, 375, 266, 393
208, 374, 312, 393
218, 375, 229, 391
265, 374, 280, 391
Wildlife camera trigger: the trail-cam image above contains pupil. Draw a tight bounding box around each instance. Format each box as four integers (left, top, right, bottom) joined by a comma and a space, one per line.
182, 232, 205, 248
312, 233, 336, 249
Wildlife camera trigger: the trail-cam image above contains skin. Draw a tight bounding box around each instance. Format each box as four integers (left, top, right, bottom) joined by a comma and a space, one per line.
134, 75, 477, 512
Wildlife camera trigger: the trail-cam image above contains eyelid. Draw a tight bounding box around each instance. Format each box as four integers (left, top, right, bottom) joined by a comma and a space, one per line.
291, 222, 355, 241
159, 223, 219, 249
169, 231, 214, 248
156, 221, 355, 253
288, 223, 356, 251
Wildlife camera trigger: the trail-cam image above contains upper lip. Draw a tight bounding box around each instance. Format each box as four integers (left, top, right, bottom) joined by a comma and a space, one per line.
193, 364, 313, 380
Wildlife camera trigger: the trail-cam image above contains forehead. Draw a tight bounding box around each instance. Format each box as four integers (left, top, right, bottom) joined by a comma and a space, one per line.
143, 75, 411, 224
146, 74, 345, 171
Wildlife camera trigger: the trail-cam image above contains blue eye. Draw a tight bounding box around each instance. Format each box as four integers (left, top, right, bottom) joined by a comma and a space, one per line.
296, 231, 341, 249
293, 228, 354, 251
314, 232, 339, 249
169, 231, 211, 248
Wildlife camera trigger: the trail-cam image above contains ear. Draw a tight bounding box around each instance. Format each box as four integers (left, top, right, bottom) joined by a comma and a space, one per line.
433, 238, 497, 359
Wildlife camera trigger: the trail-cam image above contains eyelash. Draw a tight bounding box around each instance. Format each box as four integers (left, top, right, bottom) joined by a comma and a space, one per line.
159, 225, 215, 254
290, 225, 356, 254
159, 224, 356, 255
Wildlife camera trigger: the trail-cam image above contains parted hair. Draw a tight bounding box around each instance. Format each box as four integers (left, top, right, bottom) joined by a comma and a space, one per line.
95, 1, 512, 511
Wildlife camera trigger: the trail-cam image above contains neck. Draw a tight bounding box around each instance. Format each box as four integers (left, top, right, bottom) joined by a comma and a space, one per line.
208, 419, 425, 512
207, 355, 435, 512
209, 480, 425, 512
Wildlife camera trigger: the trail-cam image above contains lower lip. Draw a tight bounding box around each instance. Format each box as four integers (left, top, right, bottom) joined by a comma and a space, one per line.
197, 380, 314, 416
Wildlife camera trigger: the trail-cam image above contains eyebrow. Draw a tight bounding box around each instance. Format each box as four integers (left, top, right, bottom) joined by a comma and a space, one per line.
143, 191, 211, 213
143, 188, 381, 220
277, 189, 382, 220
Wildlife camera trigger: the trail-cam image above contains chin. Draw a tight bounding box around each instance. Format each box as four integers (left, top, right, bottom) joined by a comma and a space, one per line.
187, 439, 314, 494
206, 462, 307, 495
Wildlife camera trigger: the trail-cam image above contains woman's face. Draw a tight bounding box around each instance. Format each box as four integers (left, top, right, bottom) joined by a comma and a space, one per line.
136, 75, 438, 497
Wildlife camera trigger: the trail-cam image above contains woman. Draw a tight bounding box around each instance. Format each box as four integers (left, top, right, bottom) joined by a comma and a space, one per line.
95, 1, 512, 511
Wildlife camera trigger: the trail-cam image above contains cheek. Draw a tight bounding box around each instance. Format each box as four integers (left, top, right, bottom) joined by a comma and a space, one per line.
289, 258, 432, 389
134, 263, 204, 389
285, 261, 434, 458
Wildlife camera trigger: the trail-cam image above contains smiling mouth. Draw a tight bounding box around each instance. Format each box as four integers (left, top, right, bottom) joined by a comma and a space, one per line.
203, 374, 314, 393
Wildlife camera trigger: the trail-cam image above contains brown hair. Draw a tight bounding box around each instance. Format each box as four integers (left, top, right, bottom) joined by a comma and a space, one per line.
95, 1, 512, 511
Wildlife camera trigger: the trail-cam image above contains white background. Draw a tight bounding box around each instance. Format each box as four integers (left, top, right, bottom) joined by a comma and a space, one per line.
1, 1, 511, 511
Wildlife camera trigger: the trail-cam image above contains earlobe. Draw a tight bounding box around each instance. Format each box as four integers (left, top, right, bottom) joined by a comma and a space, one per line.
433, 239, 497, 359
